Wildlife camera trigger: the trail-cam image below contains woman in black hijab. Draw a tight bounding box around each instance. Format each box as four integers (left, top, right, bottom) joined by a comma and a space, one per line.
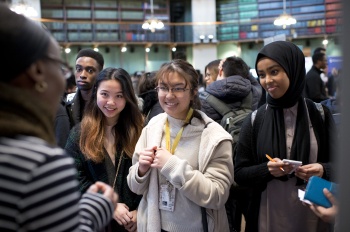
234, 41, 336, 232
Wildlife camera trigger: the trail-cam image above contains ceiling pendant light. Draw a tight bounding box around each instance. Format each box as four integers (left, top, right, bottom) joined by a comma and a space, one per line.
10, 0, 38, 18
142, 0, 164, 33
274, 0, 297, 29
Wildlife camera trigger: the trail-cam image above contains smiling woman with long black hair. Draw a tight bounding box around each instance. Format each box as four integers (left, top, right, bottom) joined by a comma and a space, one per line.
65, 67, 144, 232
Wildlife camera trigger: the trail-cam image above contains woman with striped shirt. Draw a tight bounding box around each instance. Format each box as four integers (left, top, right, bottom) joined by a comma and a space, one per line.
0, 4, 117, 231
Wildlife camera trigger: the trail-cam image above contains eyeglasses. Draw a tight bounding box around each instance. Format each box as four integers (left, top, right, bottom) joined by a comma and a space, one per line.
43, 55, 72, 78
155, 86, 191, 95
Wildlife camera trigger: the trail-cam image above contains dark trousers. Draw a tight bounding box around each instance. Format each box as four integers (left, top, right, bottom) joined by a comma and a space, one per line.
225, 185, 250, 232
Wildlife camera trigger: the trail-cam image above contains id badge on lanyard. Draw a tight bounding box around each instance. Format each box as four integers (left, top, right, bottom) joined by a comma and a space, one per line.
158, 108, 193, 212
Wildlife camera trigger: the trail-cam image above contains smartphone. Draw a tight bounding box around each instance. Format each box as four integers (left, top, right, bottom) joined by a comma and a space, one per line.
282, 159, 302, 166
282, 159, 302, 174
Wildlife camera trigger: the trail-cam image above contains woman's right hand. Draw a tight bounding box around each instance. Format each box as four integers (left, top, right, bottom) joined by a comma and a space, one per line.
138, 146, 157, 177
87, 181, 119, 207
267, 158, 292, 177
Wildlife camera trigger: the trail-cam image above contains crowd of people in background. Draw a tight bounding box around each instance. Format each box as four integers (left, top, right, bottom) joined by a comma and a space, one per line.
0, 2, 341, 232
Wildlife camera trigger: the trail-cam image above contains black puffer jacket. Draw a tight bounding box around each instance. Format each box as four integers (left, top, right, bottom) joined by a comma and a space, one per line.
248, 74, 263, 110
200, 75, 253, 123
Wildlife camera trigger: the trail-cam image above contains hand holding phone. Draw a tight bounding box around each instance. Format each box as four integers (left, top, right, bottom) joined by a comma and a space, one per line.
282, 159, 302, 174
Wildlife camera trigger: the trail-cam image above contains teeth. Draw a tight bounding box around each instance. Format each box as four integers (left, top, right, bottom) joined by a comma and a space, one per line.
166, 102, 176, 106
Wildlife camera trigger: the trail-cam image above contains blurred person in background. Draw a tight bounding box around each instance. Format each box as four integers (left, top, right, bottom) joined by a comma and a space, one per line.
138, 71, 164, 125
204, 59, 221, 87
66, 48, 104, 127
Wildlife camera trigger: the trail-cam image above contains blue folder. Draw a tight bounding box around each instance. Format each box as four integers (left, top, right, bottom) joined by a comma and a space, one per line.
304, 176, 337, 208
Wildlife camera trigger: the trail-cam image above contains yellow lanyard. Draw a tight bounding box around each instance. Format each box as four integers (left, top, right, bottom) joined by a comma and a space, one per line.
165, 108, 194, 154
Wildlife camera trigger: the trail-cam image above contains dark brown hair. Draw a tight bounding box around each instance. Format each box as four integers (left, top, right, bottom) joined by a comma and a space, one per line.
138, 71, 157, 95
138, 71, 159, 116
222, 56, 250, 78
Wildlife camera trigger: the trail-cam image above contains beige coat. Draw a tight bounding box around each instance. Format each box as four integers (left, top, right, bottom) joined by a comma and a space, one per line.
127, 111, 233, 232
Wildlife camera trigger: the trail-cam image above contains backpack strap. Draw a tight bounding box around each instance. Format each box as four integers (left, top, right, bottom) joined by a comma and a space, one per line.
199, 91, 231, 117
251, 105, 266, 163
303, 98, 325, 122
251, 104, 268, 126
251, 110, 258, 126
240, 92, 253, 110
314, 102, 325, 122
199, 91, 253, 117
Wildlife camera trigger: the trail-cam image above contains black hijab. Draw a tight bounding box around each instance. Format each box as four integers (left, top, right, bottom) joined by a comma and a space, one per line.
255, 41, 311, 167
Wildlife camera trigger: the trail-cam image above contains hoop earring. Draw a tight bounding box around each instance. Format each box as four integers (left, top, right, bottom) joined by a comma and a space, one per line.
35, 81, 48, 93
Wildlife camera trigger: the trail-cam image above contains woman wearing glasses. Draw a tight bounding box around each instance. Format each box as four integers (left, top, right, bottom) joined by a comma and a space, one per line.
204, 59, 220, 86
127, 59, 234, 232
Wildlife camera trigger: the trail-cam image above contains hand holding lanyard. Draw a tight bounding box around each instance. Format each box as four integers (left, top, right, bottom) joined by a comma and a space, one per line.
151, 108, 194, 168
165, 108, 194, 154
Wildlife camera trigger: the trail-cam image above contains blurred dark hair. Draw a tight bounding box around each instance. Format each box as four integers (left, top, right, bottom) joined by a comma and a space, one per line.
0, 4, 51, 82
138, 71, 157, 95
312, 52, 326, 64
66, 74, 76, 89
138, 71, 159, 115
222, 56, 250, 78
313, 47, 326, 55
174, 51, 187, 61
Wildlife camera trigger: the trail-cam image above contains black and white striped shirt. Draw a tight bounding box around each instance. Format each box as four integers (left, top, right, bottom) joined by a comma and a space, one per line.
0, 136, 113, 231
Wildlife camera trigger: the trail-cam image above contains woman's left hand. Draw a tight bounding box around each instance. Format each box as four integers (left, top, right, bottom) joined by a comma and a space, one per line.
295, 163, 324, 181
124, 210, 137, 232
114, 203, 132, 226
151, 147, 172, 169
